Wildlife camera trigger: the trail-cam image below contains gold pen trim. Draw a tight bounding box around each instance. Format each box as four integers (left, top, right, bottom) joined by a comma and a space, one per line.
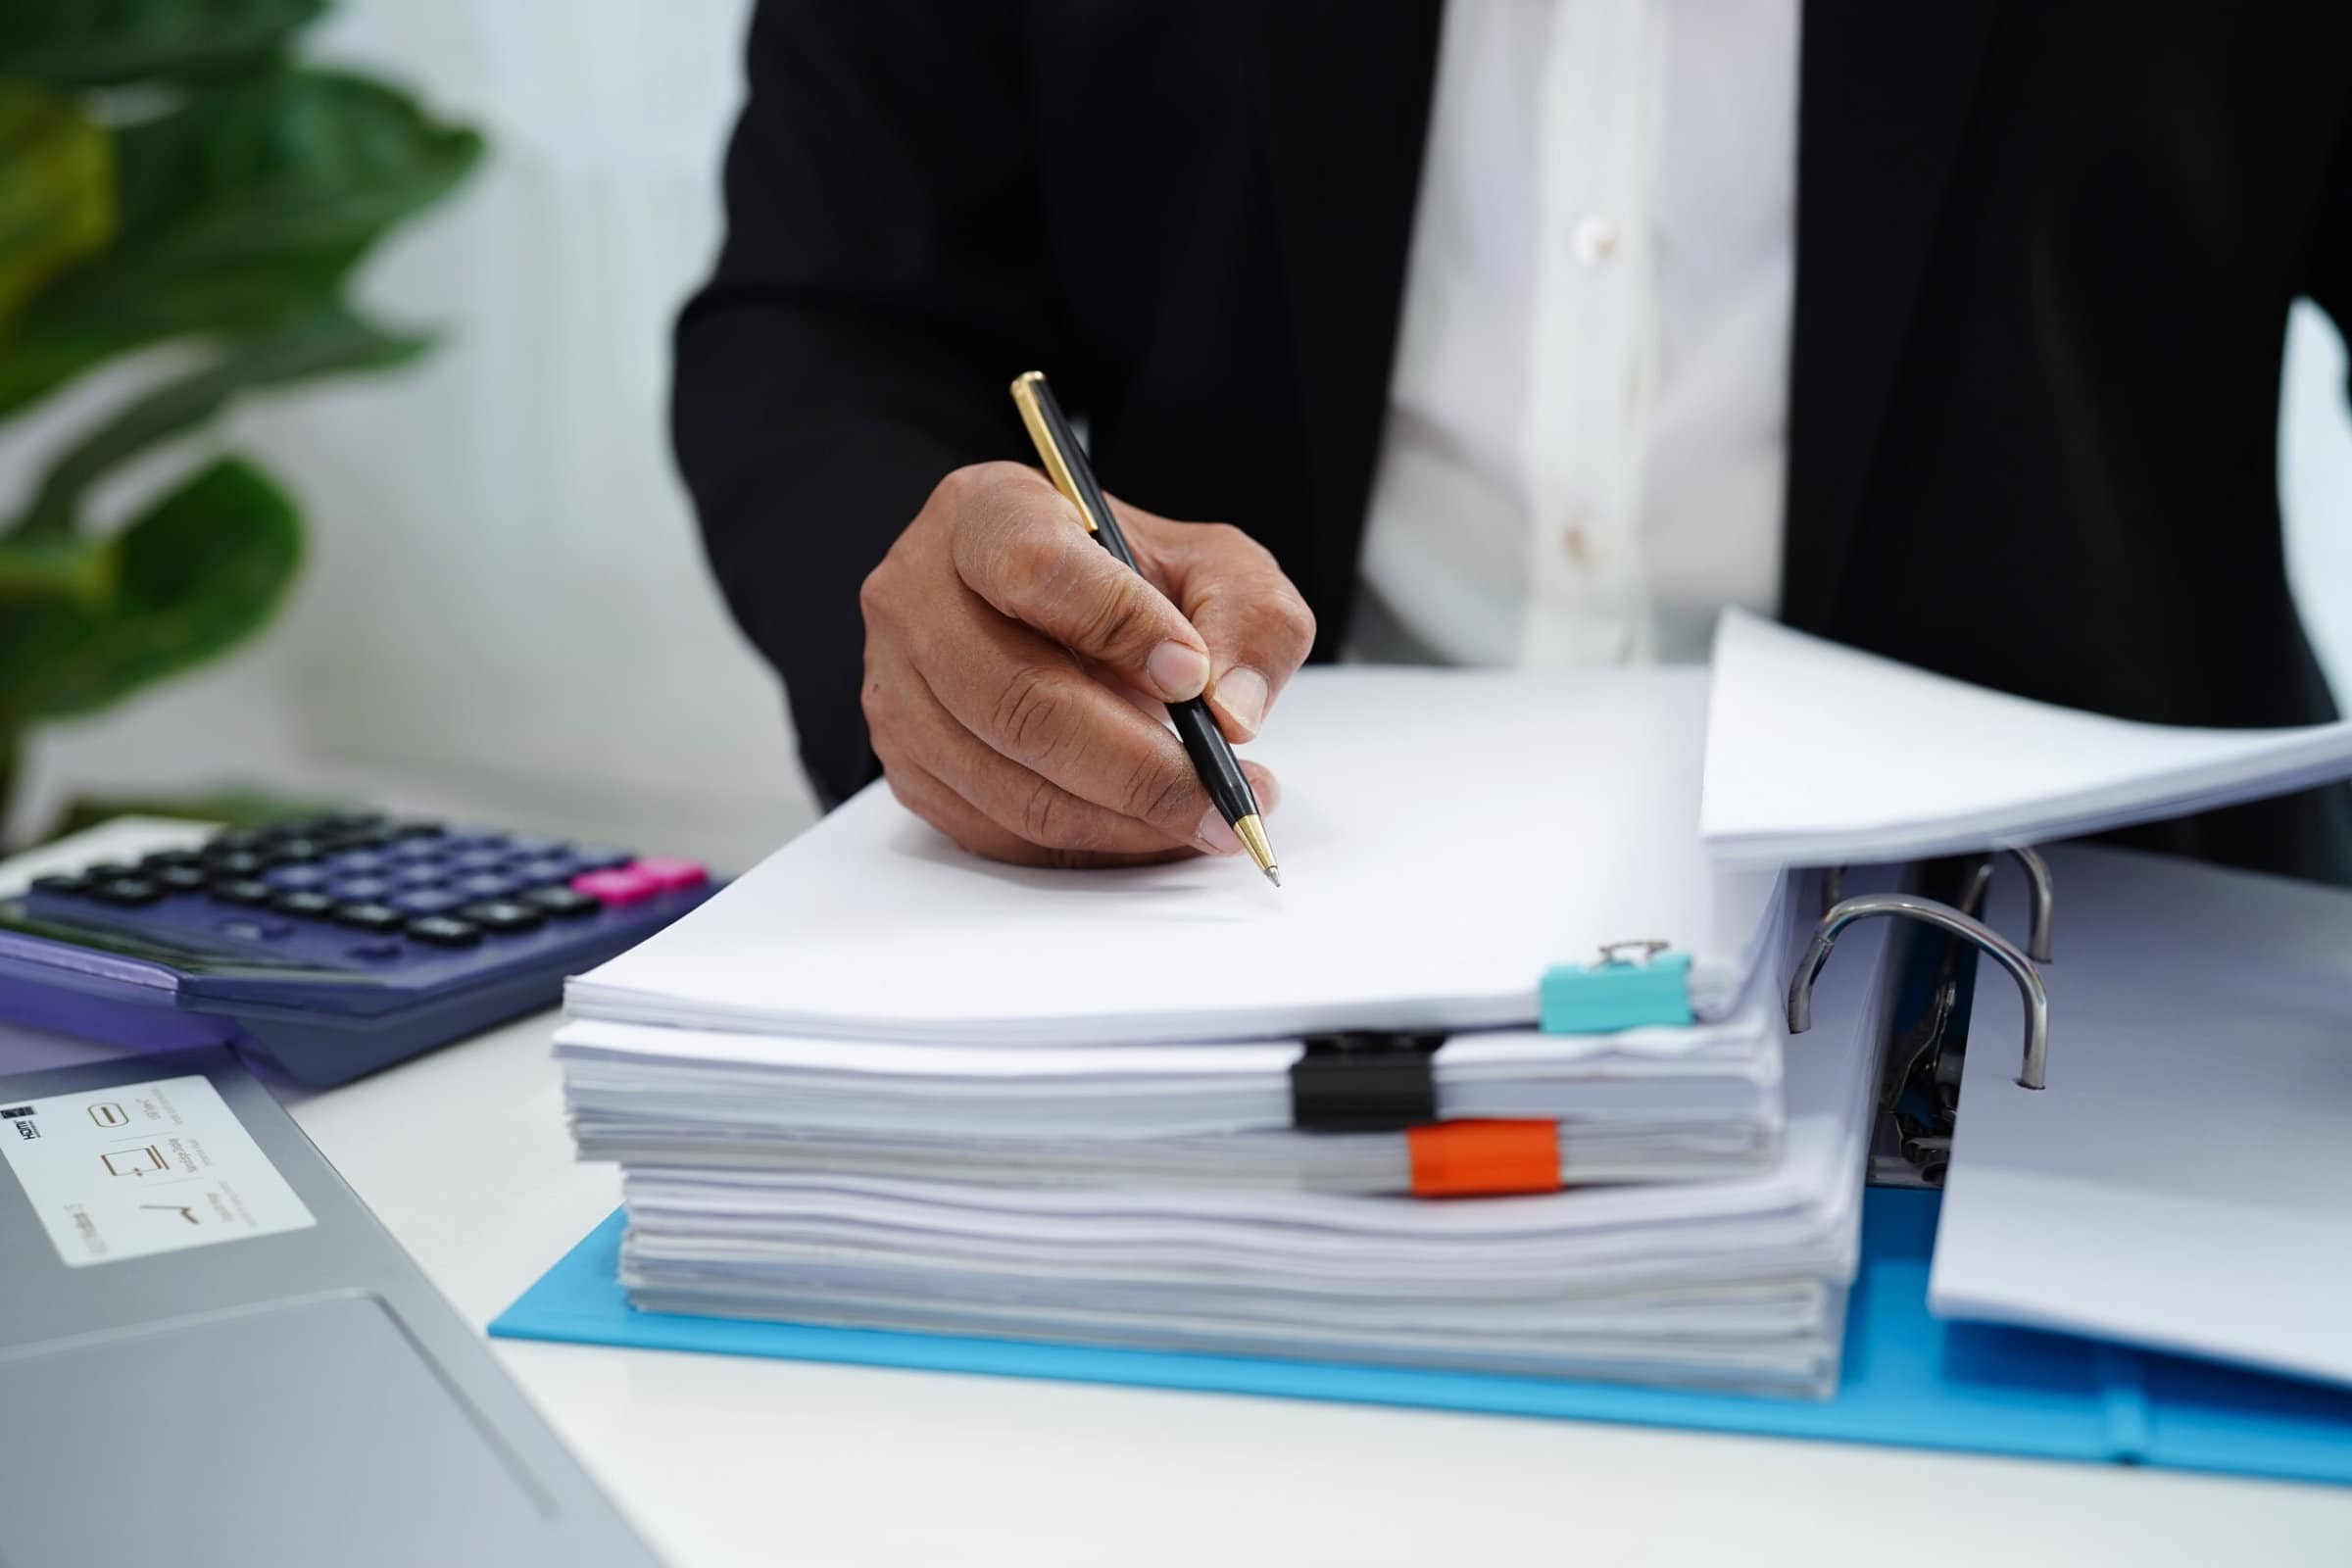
1233, 813, 1279, 886
1009, 370, 1099, 534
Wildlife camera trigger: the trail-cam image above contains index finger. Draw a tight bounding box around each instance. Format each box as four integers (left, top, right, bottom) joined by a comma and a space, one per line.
949, 465, 1213, 705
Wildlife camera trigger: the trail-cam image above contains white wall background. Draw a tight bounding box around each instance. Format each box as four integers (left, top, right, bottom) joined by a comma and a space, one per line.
12, 0, 811, 870
9, 2, 2352, 871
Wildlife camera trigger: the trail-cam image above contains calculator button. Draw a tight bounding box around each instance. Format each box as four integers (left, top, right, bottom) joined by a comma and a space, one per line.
90, 877, 162, 906
209, 877, 274, 906
269, 889, 338, 918
210, 828, 268, 853
328, 876, 392, 903
390, 862, 447, 887
207, 851, 268, 876
391, 889, 463, 916
569, 846, 632, 872
452, 848, 509, 872
30, 872, 90, 896
386, 836, 444, 860
139, 850, 203, 871
504, 834, 566, 857
153, 865, 210, 893
406, 914, 481, 946
387, 819, 444, 839
323, 850, 386, 874
512, 858, 576, 887
631, 857, 710, 893
571, 867, 657, 906
84, 861, 136, 880
334, 902, 407, 932
264, 863, 330, 890
522, 886, 601, 919
217, 915, 294, 941
460, 900, 544, 933
455, 872, 521, 901
265, 837, 324, 863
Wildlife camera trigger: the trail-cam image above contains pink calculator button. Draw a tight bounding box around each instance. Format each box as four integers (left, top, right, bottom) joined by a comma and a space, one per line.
571, 866, 658, 906
631, 856, 710, 892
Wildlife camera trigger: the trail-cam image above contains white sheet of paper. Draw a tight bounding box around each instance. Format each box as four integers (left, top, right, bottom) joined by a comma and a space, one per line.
1931, 845, 2352, 1390
1700, 609, 2352, 866
572, 666, 1784, 1044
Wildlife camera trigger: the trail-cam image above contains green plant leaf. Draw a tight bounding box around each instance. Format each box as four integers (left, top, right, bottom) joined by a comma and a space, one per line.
0, 457, 301, 722
10, 307, 427, 537
0, 534, 114, 602
0, 76, 113, 335
0, 0, 325, 88
0, 66, 481, 416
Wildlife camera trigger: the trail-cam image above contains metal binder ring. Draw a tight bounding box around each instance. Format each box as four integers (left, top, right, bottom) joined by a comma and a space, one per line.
1956, 847, 2055, 963
1821, 848, 2054, 963
1787, 891, 2049, 1091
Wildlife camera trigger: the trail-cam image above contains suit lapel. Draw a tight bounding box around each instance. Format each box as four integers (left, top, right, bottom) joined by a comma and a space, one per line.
1242, 1, 1443, 620
1783, 1, 2001, 631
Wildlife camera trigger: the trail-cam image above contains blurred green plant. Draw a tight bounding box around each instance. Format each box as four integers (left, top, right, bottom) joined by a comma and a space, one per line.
0, 1, 482, 839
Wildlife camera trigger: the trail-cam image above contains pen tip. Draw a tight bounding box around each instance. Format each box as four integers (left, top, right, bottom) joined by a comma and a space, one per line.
1263, 865, 1282, 889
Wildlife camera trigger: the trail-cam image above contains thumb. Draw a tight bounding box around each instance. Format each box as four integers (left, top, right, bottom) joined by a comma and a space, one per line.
1122, 511, 1317, 743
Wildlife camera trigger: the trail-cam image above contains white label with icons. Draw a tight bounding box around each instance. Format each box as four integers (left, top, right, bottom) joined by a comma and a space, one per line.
0, 1074, 316, 1267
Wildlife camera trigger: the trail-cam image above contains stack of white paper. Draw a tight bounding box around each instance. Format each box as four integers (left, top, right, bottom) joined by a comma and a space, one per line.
557, 666, 1890, 1394
558, 1003, 1786, 1193
562, 669, 1799, 1196
1701, 609, 2352, 867
612, 921, 1886, 1395
572, 668, 1786, 1042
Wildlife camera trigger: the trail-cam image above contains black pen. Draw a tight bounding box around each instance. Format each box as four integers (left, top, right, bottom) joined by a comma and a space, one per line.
1009, 370, 1281, 887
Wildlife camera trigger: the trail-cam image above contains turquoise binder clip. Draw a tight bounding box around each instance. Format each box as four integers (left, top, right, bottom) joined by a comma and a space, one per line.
1540, 941, 1694, 1034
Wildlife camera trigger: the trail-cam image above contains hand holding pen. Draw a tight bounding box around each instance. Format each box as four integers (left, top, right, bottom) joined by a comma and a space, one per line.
856, 380, 1309, 875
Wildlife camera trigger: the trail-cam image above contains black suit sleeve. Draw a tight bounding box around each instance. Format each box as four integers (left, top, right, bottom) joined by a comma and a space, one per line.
671, 0, 1064, 808
2314, 93, 2352, 419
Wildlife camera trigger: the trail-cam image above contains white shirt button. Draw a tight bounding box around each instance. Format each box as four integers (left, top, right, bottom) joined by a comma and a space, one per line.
1561, 515, 1596, 565
1571, 214, 1620, 266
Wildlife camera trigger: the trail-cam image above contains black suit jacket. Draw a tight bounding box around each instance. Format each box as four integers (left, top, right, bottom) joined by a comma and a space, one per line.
674, 1, 2352, 880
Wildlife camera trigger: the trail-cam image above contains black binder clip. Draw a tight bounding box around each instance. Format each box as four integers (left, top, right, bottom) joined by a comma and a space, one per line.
1290, 1032, 1445, 1132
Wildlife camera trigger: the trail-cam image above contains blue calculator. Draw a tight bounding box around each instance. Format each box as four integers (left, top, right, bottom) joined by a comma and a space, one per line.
0, 812, 716, 1086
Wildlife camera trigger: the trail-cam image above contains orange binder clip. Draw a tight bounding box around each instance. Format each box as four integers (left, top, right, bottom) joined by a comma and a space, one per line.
1406, 1119, 1561, 1198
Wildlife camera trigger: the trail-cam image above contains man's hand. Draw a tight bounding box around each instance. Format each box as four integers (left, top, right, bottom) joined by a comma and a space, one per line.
859, 462, 1315, 868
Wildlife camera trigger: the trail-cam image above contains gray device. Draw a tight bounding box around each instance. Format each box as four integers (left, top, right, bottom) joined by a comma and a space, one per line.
0, 1047, 662, 1568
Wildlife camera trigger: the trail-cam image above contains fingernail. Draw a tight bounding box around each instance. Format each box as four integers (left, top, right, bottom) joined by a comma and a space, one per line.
1196, 808, 1244, 856
1211, 666, 1269, 737
1148, 640, 1211, 702
1252, 769, 1282, 813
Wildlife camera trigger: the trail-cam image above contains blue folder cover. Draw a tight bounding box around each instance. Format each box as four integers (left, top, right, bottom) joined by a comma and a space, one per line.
492, 1189, 2352, 1486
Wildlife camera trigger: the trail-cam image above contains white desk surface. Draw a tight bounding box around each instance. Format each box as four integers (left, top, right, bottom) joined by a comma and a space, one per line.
13, 1011, 2352, 1567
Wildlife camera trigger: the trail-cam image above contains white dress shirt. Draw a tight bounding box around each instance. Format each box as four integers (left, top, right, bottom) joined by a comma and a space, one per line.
1355, 0, 1801, 666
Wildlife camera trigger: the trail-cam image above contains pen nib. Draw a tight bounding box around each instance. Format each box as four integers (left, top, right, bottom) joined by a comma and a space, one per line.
1233, 813, 1280, 888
